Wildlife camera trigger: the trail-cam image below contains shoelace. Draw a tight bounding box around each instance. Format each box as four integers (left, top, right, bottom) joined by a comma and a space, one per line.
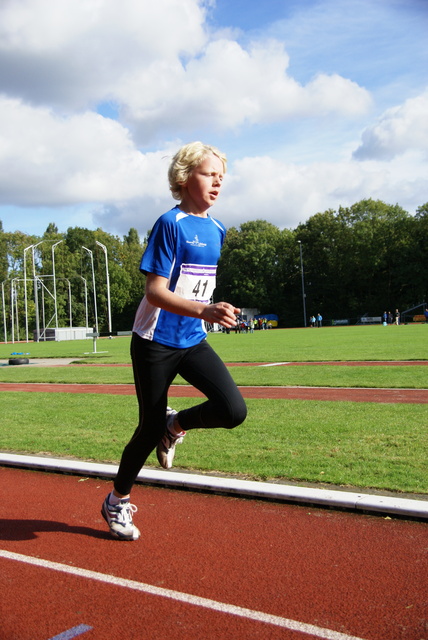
112, 502, 137, 525
165, 433, 184, 448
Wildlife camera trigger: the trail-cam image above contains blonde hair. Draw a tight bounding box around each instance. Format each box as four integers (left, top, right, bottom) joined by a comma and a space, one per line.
168, 141, 227, 200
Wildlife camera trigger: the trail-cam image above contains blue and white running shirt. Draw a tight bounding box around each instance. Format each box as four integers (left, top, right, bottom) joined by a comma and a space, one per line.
132, 206, 226, 348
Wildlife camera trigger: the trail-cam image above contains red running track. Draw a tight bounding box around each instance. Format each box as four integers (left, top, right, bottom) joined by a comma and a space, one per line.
1, 467, 427, 640
0, 382, 427, 403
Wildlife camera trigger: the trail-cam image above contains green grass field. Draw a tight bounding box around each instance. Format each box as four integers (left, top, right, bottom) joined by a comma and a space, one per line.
1, 323, 426, 364
0, 324, 427, 494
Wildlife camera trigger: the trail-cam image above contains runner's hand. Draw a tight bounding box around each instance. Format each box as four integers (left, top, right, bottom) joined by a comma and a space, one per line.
202, 302, 240, 328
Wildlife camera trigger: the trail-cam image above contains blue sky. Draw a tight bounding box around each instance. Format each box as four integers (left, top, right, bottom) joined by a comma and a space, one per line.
0, 0, 427, 239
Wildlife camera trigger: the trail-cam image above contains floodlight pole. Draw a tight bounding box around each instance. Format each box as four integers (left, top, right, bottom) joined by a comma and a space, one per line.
10, 278, 17, 343
65, 278, 72, 327
32, 241, 44, 342
23, 244, 33, 342
96, 240, 112, 334
297, 240, 307, 327
1, 280, 7, 343
79, 276, 89, 329
52, 240, 63, 330
82, 246, 98, 335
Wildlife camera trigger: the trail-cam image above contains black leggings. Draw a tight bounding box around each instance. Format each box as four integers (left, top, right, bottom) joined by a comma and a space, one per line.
114, 333, 247, 495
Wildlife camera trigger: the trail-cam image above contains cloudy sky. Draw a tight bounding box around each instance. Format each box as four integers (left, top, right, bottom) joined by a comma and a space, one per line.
0, 0, 427, 239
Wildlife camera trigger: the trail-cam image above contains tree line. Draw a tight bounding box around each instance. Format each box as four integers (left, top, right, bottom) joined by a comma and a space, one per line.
216, 199, 428, 326
1, 198, 427, 336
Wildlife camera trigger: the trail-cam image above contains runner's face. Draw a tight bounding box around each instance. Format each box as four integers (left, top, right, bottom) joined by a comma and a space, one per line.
181, 154, 224, 214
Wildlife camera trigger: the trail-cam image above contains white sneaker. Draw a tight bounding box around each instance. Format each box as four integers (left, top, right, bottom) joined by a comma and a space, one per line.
101, 494, 140, 541
156, 409, 186, 469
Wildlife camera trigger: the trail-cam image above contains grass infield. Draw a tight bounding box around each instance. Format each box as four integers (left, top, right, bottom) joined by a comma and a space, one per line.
0, 324, 427, 494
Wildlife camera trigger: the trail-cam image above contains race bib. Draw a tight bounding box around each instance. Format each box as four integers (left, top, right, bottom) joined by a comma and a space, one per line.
175, 264, 217, 303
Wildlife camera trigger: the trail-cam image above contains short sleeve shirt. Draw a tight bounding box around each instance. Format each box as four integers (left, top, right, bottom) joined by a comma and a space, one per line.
132, 206, 226, 348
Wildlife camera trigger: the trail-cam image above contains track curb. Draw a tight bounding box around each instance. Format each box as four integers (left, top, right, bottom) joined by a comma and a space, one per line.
1, 452, 427, 520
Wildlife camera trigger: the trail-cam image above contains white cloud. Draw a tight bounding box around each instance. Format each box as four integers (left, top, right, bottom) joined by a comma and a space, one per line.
212, 151, 427, 231
0, 96, 172, 205
0, 0, 208, 109
120, 37, 371, 143
0, 87, 426, 239
0, 0, 426, 240
95, 149, 428, 237
354, 90, 428, 160
0, 0, 371, 140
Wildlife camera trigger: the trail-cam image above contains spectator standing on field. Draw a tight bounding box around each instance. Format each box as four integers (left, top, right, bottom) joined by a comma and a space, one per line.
101, 142, 247, 541
317, 313, 323, 327
395, 309, 400, 325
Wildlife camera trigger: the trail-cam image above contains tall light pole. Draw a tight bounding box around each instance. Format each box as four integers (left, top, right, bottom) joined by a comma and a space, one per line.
52, 240, 63, 330
79, 276, 88, 329
96, 240, 112, 334
65, 278, 72, 327
1, 279, 7, 343
23, 244, 33, 342
82, 246, 98, 335
12, 278, 24, 342
297, 240, 307, 327
32, 241, 44, 341
10, 278, 17, 343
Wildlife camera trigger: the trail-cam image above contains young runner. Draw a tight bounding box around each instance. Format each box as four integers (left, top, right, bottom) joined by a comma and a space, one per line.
101, 142, 247, 540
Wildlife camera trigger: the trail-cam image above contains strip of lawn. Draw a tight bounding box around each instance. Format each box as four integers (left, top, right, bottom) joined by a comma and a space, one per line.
1, 324, 427, 364
1, 392, 426, 495
0, 363, 427, 389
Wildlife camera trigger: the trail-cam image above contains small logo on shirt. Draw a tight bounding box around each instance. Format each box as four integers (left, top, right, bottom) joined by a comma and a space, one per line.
186, 235, 206, 248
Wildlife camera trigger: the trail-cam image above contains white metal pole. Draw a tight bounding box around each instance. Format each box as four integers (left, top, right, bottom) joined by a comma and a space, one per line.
82, 247, 98, 335
14, 278, 20, 341
1, 281, 7, 343
32, 241, 43, 342
10, 280, 15, 343
52, 241, 63, 330
96, 241, 112, 334
66, 279, 72, 327
80, 276, 88, 329
23, 244, 33, 343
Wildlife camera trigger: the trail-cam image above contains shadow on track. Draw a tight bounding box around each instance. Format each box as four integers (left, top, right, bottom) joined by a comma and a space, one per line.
0, 519, 109, 541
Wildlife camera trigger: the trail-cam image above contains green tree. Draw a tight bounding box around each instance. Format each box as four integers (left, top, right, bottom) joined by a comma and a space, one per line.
116, 228, 146, 329
294, 199, 422, 322
217, 220, 283, 313
294, 209, 351, 322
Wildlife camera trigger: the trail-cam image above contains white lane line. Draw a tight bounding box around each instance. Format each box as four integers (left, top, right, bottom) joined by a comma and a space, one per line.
1, 549, 366, 640
258, 362, 290, 366
48, 624, 92, 640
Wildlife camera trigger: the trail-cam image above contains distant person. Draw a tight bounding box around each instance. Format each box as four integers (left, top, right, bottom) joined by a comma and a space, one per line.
101, 142, 247, 541
234, 315, 241, 333
382, 311, 388, 325
388, 311, 393, 324
395, 309, 400, 325
317, 313, 323, 327
310, 315, 316, 328
424, 308, 428, 323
